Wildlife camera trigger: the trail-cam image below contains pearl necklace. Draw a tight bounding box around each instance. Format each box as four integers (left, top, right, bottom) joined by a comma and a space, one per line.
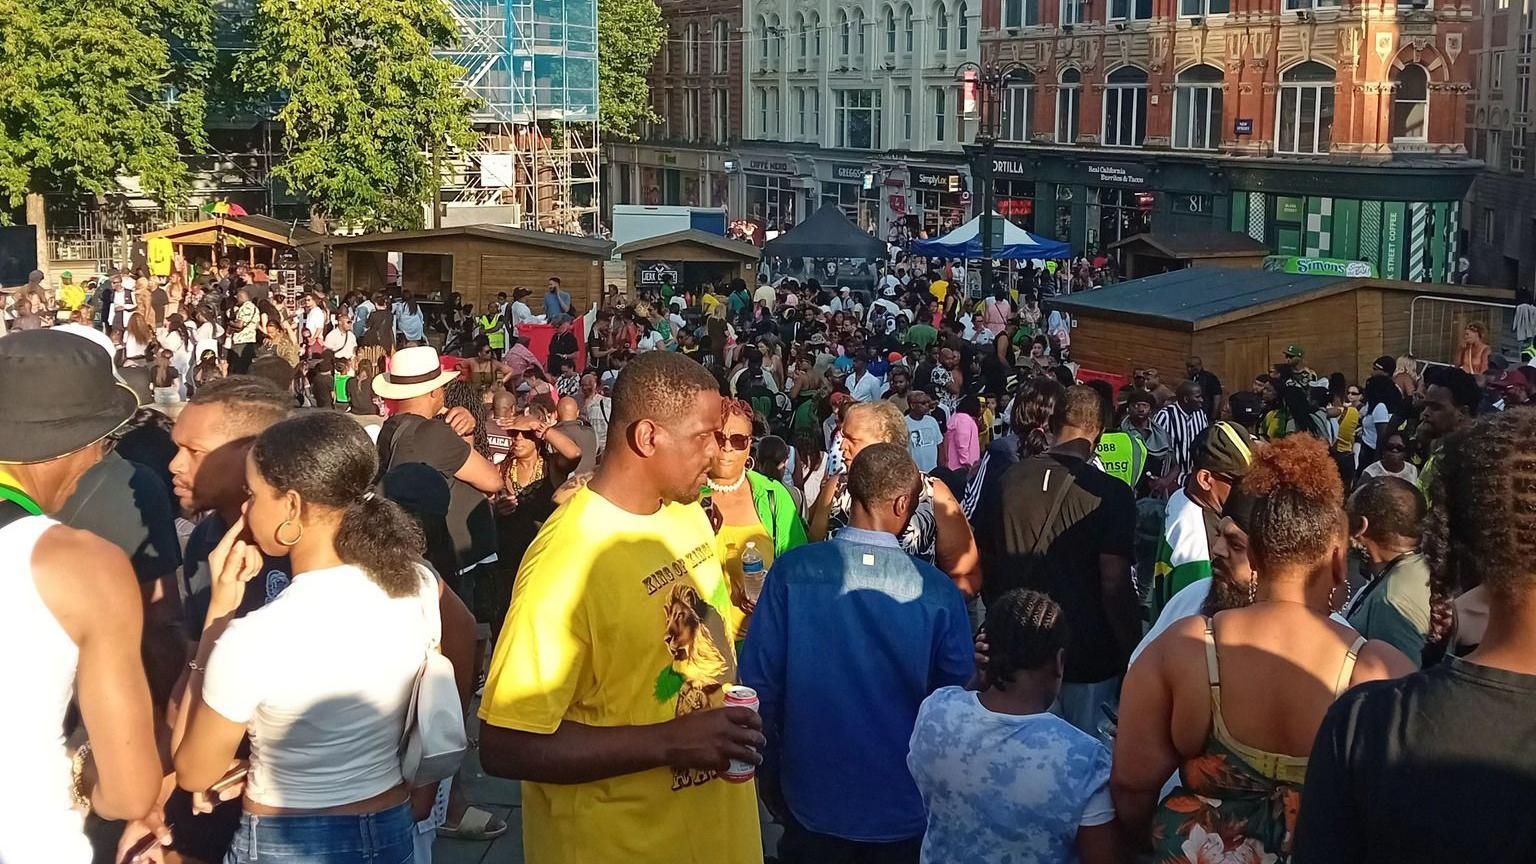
707, 473, 748, 494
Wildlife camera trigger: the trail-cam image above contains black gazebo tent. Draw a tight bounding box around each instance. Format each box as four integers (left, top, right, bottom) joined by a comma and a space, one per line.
762, 206, 887, 260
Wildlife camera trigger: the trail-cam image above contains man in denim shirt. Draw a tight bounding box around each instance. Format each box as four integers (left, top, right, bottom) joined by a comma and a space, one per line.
741, 443, 974, 864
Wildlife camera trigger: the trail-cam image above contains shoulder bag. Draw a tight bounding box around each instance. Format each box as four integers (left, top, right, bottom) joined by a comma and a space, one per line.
399, 570, 468, 786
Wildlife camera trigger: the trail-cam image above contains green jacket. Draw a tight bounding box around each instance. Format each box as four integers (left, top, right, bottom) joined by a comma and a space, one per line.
747, 470, 808, 557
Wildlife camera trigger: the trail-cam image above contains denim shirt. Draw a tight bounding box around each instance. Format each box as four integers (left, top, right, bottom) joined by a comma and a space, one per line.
740, 527, 974, 842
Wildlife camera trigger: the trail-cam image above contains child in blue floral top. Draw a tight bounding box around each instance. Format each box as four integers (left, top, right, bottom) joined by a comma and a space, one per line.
908, 589, 1121, 864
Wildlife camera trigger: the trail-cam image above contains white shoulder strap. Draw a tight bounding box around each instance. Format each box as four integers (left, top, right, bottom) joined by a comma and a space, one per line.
416, 565, 442, 651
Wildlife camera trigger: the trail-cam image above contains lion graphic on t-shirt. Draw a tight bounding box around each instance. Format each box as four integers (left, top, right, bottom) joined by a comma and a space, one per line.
662, 583, 730, 717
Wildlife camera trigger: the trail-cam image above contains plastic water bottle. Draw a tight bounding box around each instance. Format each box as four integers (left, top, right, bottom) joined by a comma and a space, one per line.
741, 542, 766, 603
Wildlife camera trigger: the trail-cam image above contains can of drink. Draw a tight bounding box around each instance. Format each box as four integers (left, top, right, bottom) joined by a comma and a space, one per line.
721, 685, 760, 783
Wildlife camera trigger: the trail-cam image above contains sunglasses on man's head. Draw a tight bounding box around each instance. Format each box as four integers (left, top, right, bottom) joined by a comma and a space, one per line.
715, 432, 752, 451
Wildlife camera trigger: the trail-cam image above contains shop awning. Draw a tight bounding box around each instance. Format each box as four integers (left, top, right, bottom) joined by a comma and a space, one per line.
910, 212, 1071, 260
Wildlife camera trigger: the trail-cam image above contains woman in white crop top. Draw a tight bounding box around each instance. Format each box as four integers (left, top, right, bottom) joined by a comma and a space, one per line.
175, 412, 443, 863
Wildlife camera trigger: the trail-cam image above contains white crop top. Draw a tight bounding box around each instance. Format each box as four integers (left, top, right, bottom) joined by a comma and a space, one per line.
202, 562, 436, 808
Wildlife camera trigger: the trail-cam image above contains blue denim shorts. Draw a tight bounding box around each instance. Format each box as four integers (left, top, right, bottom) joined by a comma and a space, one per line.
224, 803, 414, 863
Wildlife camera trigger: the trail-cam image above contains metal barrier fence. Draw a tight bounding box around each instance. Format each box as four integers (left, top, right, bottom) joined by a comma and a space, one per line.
1408, 296, 1522, 368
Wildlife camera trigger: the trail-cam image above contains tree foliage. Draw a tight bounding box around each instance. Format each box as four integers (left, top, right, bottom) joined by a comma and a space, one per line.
598, 0, 664, 141
0, 0, 214, 210
235, 0, 478, 230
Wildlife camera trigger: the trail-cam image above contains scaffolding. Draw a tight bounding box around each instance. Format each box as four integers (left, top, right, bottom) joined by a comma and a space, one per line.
440, 0, 602, 234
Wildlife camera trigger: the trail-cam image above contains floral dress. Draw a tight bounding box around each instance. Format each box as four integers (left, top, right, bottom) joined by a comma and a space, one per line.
1151, 618, 1365, 864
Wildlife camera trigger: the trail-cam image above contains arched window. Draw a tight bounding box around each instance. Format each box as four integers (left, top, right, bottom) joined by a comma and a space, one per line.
1003, 69, 1035, 141
957, 0, 969, 49
1102, 66, 1148, 147
1056, 67, 1081, 143
1392, 63, 1429, 142
809, 11, 822, 57
684, 23, 700, 73
1173, 64, 1223, 150
852, 8, 866, 57
769, 14, 783, 66
884, 6, 897, 54
902, 4, 914, 51
837, 9, 850, 56
757, 15, 770, 66
796, 13, 808, 64
714, 19, 730, 72
1277, 61, 1335, 154
935, 3, 950, 51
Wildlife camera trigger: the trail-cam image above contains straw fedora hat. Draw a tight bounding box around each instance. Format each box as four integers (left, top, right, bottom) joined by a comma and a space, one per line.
372, 346, 459, 400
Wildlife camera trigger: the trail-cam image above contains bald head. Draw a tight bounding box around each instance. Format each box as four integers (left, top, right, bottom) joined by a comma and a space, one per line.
556, 396, 581, 422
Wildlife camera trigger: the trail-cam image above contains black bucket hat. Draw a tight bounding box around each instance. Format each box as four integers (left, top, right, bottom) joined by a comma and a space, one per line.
0, 330, 138, 464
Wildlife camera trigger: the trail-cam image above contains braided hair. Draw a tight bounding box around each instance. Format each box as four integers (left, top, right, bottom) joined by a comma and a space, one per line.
1422, 408, 1536, 644
1011, 376, 1064, 458
983, 589, 1070, 690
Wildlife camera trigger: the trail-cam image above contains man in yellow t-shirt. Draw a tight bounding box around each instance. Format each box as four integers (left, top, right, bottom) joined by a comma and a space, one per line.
929, 276, 949, 305
479, 351, 764, 864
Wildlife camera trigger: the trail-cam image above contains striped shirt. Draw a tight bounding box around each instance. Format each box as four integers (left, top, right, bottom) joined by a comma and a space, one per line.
1152, 402, 1209, 484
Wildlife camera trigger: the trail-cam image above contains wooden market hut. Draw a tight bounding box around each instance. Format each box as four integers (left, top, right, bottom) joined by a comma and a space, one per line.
317, 224, 613, 314
1107, 231, 1270, 279
614, 229, 761, 295
141, 214, 322, 270
1052, 268, 1514, 389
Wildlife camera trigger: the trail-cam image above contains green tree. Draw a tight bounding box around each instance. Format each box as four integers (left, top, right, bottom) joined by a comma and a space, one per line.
236, 0, 477, 230
0, 0, 213, 213
598, 0, 664, 141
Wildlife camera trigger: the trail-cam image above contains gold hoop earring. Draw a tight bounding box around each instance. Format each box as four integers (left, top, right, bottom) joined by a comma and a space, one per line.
275, 519, 304, 547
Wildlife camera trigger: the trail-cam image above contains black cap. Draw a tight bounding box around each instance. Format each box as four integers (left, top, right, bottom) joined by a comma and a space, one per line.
0, 330, 138, 463
1193, 421, 1255, 478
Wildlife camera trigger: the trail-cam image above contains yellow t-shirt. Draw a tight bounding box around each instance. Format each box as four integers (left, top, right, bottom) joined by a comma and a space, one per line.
929, 279, 950, 304
479, 486, 762, 864
714, 520, 774, 639
701, 293, 722, 316
1335, 405, 1361, 453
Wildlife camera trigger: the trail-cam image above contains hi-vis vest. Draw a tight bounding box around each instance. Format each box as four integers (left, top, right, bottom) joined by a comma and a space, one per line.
1094, 431, 1148, 489
477, 313, 505, 349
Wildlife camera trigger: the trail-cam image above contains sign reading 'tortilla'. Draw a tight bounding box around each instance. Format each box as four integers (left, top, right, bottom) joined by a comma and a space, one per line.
1081, 162, 1149, 187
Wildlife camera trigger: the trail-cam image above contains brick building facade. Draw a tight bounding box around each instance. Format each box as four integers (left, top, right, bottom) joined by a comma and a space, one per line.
978, 0, 1480, 281
606, 0, 746, 214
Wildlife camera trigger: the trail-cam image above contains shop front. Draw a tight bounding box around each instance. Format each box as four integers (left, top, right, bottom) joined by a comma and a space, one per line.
616, 229, 761, 294
987, 150, 1229, 260
905, 166, 971, 238
606, 144, 734, 218
738, 154, 804, 234
820, 162, 883, 232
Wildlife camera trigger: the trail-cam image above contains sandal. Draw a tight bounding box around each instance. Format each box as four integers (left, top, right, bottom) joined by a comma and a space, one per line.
436, 805, 509, 841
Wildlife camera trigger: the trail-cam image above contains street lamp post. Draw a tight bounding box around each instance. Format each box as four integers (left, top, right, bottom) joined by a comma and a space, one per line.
956, 61, 1023, 299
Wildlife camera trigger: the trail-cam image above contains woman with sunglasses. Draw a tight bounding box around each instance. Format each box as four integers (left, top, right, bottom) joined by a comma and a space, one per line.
484, 405, 582, 643
1360, 429, 1418, 485
703, 399, 806, 639
1327, 372, 1362, 487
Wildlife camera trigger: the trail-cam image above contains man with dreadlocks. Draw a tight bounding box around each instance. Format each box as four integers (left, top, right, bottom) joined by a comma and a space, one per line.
908, 588, 1123, 864
1295, 409, 1536, 864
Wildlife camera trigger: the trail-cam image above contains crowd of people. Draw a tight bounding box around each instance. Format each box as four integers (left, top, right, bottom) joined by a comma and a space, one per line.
3, 251, 1536, 864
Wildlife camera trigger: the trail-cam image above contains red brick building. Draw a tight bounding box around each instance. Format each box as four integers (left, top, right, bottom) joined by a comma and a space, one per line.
605, 0, 745, 214
978, 0, 1479, 280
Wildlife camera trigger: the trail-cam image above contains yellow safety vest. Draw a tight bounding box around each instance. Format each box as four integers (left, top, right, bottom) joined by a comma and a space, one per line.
478, 313, 505, 349
1095, 432, 1148, 489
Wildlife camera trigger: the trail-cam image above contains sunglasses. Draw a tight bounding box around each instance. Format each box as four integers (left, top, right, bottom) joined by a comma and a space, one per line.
715, 432, 752, 451
507, 428, 540, 440
1348, 390, 1361, 397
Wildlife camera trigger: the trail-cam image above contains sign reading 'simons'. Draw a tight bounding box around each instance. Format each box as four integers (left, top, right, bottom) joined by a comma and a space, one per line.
1081, 162, 1148, 187
1234, 118, 1254, 135
636, 261, 681, 287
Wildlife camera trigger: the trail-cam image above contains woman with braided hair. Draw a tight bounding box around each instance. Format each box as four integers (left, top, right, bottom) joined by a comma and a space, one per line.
1294, 408, 1536, 864
908, 588, 1122, 864
1112, 435, 1414, 863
